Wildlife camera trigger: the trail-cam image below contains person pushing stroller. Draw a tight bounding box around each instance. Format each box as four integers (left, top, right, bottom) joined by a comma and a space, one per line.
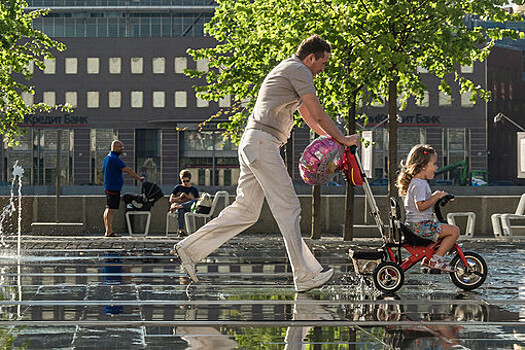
173, 35, 360, 292
396, 144, 460, 272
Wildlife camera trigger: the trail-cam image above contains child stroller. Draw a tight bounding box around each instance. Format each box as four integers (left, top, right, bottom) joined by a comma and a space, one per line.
123, 181, 164, 211
344, 146, 488, 293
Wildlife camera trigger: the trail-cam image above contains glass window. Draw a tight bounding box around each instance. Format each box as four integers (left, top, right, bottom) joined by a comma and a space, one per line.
196, 94, 209, 108
4, 130, 31, 184
43, 58, 56, 74
151, 16, 161, 37
172, 15, 183, 36
461, 91, 474, 107
76, 16, 84, 37
460, 64, 474, 73
415, 90, 429, 107
86, 17, 97, 37
438, 91, 452, 106
109, 57, 121, 74
131, 57, 143, 74
130, 16, 140, 37
97, 16, 108, 37
443, 128, 469, 183
65, 18, 75, 36
42, 17, 55, 37
174, 57, 187, 73
108, 18, 118, 37
65, 91, 77, 108
196, 58, 209, 73
22, 92, 34, 106
135, 129, 161, 183
25, 61, 34, 75
152, 91, 165, 108
37, 129, 73, 185
175, 91, 187, 108
161, 14, 171, 37
43, 91, 56, 107
152, 57, 165, 74
87, 57, 100, 74
54, 16, 65, 37
87, 91, 99, 108
7, 129, 75, 186
140, 16, 150, 37
131, 91, 143, 108
90, 129, 118, 184
65, 57, 77, 74
218, 95, 231, 108
108, 91, 121, 108
179, 131, 239, 186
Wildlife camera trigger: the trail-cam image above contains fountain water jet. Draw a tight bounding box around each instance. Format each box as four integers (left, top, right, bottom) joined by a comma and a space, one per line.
0, 161, 24, 256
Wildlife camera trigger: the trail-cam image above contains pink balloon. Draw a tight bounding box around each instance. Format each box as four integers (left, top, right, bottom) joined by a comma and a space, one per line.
299, 135, 344, 185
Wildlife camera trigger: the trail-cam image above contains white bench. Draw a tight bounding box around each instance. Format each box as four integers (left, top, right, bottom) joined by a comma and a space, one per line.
166, 211, 179, 236
491, 193, 525, 237
447, 212, 476, 237
184, 191, 229, 234
125, 211, 151, 236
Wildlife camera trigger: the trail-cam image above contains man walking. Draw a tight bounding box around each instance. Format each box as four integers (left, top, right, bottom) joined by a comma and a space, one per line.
103, 140, 145, 237
174, 35, 359, 292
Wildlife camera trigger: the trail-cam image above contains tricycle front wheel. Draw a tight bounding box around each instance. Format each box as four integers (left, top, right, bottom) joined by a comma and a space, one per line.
449, 251, 487, 290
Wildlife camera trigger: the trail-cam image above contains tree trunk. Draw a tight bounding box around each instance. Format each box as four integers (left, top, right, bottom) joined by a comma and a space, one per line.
307, 128, 322, 239
311, 184, 321, 239
343, 93, 358, 241
388, 76, 398, 200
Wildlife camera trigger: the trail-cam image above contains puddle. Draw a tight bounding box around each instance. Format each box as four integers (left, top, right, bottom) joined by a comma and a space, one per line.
0, 236, 523, 349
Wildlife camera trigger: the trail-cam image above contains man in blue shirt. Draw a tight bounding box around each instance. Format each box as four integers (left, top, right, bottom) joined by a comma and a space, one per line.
103, 140, 145, 237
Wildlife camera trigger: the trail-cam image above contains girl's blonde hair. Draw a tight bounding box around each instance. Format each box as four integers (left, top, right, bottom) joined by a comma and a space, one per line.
396, 144, 436, 197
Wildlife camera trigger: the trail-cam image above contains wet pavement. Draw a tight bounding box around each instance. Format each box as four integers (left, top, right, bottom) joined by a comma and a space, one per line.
0, 234, 524, 349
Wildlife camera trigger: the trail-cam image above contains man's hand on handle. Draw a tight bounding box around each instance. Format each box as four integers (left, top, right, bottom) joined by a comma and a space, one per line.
342, 134, 360, 147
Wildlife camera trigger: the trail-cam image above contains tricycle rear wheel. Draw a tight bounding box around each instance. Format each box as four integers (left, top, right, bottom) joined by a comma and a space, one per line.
373, 261, 404, 293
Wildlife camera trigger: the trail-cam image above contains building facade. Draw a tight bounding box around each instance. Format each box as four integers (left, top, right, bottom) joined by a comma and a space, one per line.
360, 62, 488, 185
2, 2, 246, 188
3, 2, 525, 188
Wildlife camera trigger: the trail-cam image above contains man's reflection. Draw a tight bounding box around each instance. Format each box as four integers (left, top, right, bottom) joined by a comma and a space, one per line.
284, 293, 334, 350
174, 306, 239, 349
102, 252, 124, 315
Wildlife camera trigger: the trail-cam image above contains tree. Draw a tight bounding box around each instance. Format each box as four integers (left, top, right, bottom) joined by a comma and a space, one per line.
186, 0, 382, 239
343, 0, 524, 198
1, 0, 66, 144
185, 0, 524, 238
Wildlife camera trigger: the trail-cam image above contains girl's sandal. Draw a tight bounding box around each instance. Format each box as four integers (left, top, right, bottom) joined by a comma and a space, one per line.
422, 257, 456, 272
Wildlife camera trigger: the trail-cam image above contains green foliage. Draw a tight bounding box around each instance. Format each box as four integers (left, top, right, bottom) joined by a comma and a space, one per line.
186, 0, 524, 143
0, 0, 67, 145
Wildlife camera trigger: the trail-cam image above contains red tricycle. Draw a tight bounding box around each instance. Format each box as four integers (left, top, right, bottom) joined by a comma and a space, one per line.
344, 147, 488, 293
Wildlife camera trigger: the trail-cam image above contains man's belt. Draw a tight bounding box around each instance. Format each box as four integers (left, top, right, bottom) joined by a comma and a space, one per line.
246, 119, 288, 143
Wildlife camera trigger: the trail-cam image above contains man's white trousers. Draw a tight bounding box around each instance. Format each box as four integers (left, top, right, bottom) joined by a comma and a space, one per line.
178, 129, 323, 285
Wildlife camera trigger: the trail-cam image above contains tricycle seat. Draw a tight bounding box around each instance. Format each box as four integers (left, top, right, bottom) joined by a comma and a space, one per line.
399, 223, 435, 246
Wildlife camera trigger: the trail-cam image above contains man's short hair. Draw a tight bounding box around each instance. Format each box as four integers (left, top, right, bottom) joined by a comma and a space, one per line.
296, 35, 331, 60
179, 169, 191, 180
111, 140, 122, 149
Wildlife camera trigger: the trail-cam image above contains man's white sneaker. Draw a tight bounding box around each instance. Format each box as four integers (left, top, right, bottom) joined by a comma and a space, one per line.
174, 244, 199, 283
295, 268, 334, 293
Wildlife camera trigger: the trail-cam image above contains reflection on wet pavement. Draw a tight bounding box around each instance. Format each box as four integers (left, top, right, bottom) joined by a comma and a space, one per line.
0, 235, 524, 349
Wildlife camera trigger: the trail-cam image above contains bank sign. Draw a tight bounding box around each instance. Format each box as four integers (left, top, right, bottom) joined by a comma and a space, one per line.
20, 115, 89, 127
368, 114, 440, 126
